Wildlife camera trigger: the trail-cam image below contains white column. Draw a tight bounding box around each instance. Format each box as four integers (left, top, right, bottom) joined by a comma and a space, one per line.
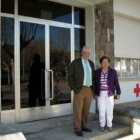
86, 5, 96, 113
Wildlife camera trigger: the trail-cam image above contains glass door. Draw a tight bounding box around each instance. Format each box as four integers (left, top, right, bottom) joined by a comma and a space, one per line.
19, 19, 72, 122
19, 19, 48, 122
48, 25, 72, 117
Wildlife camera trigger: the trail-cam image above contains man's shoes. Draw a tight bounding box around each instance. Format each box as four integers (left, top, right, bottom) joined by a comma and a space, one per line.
75, 131, 83, 137
82, 127, 92, 132
108, 127, 113, 132
99, 127, 105, 132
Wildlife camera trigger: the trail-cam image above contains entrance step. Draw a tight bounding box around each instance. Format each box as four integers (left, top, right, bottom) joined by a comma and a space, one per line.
0, 123, 26, 140
10, 114, 131, 140
10, 114, 98, 135
25, 121, 130, 140
111, 134, 140, 140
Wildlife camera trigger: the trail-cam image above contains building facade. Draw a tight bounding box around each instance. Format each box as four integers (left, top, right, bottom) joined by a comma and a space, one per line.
0, 0, 140, 124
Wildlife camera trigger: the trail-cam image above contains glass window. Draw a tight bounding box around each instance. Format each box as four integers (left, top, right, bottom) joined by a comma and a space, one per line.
115, 58, 121, 77
74, 7, 85, 26
1, 0, 14, 14
18, 0, 72, 24
75, 28, 85, 59
131, 59, 138, 78
121, 58, 139, 78
121, 58, 131, 77
1, 17, 15, 110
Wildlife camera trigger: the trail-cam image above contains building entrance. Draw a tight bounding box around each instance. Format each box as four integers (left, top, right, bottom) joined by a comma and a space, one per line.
19, 18, 72, 122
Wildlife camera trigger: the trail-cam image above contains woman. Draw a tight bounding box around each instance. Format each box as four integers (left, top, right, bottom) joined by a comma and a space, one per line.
94, 56, 121, 132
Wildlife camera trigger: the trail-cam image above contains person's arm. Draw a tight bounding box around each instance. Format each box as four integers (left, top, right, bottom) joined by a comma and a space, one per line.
114, 70, 121, 95
93, 70, 98, 100
92, 62, 95, 94
67, 61, 75, 91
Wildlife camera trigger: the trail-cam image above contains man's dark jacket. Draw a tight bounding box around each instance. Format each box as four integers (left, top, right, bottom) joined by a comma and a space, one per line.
94, 68, 121, 97
67, 57, 95, 94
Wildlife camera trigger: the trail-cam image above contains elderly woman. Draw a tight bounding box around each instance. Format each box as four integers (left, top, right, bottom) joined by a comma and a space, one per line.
95, 56, 121, 132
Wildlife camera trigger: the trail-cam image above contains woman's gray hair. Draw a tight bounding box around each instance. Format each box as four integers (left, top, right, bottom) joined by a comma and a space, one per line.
82, 46, 91, 53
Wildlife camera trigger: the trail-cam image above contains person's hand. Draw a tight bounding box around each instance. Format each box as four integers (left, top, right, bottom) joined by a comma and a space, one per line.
117, 95, 120, 100
93, 95, 98, 100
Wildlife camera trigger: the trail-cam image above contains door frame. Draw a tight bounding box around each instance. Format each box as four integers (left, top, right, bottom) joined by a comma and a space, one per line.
17, 16, 73, 122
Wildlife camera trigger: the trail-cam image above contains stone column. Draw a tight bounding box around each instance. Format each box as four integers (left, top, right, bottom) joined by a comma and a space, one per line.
95, 0, 114, 68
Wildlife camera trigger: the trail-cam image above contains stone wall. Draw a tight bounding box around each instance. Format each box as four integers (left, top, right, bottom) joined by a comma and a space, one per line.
95, 0, 114, 68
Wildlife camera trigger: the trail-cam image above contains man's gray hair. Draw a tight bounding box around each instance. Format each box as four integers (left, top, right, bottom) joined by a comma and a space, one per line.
82, 46, 91, 52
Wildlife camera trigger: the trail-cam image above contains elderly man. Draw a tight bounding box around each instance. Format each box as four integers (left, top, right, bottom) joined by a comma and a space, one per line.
68, 46, 95, 137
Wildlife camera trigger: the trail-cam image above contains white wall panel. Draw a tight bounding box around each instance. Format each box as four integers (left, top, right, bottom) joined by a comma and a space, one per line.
114, 0, 140, 20
114, 15, 140, 59
115, 80, 140, 104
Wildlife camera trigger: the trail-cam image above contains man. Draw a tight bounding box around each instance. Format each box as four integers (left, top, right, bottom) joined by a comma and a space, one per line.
68, 46, 95, 137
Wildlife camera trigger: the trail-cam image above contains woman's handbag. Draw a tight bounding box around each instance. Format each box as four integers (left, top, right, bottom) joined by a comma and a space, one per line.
114, 95, 119, 100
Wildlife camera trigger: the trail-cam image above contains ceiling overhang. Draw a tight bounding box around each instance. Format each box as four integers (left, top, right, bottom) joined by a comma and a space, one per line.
49, 0, 109, 7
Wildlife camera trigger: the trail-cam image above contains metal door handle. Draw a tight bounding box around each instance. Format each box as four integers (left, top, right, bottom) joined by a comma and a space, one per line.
42, 69, 54, 100
47, 70, 54, 100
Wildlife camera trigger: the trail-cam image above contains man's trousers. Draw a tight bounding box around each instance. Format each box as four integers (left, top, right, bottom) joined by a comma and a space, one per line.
73, 86, 93, 131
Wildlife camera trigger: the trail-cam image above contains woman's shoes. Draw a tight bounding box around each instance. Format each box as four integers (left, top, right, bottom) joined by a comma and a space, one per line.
99, 127, 105, 132
108, 127, 113, 132
99, 126, 113, 132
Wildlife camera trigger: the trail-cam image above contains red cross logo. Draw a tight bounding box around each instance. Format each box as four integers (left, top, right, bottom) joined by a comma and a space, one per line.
134, 84, 140, 97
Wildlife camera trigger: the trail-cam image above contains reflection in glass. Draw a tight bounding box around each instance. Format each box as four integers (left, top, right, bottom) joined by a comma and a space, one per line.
74, 7, 85, 26
131, 59, 138, 78
121, 58, 130, 77
1, 0, 14, 14
115, 58, 121, 77
20, 22, 45, 108
121, 58, 138, 78
50, 26, 71, 105
75, 28, 85, 59
19, 0, 72, 24
1, 17, 15, 110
